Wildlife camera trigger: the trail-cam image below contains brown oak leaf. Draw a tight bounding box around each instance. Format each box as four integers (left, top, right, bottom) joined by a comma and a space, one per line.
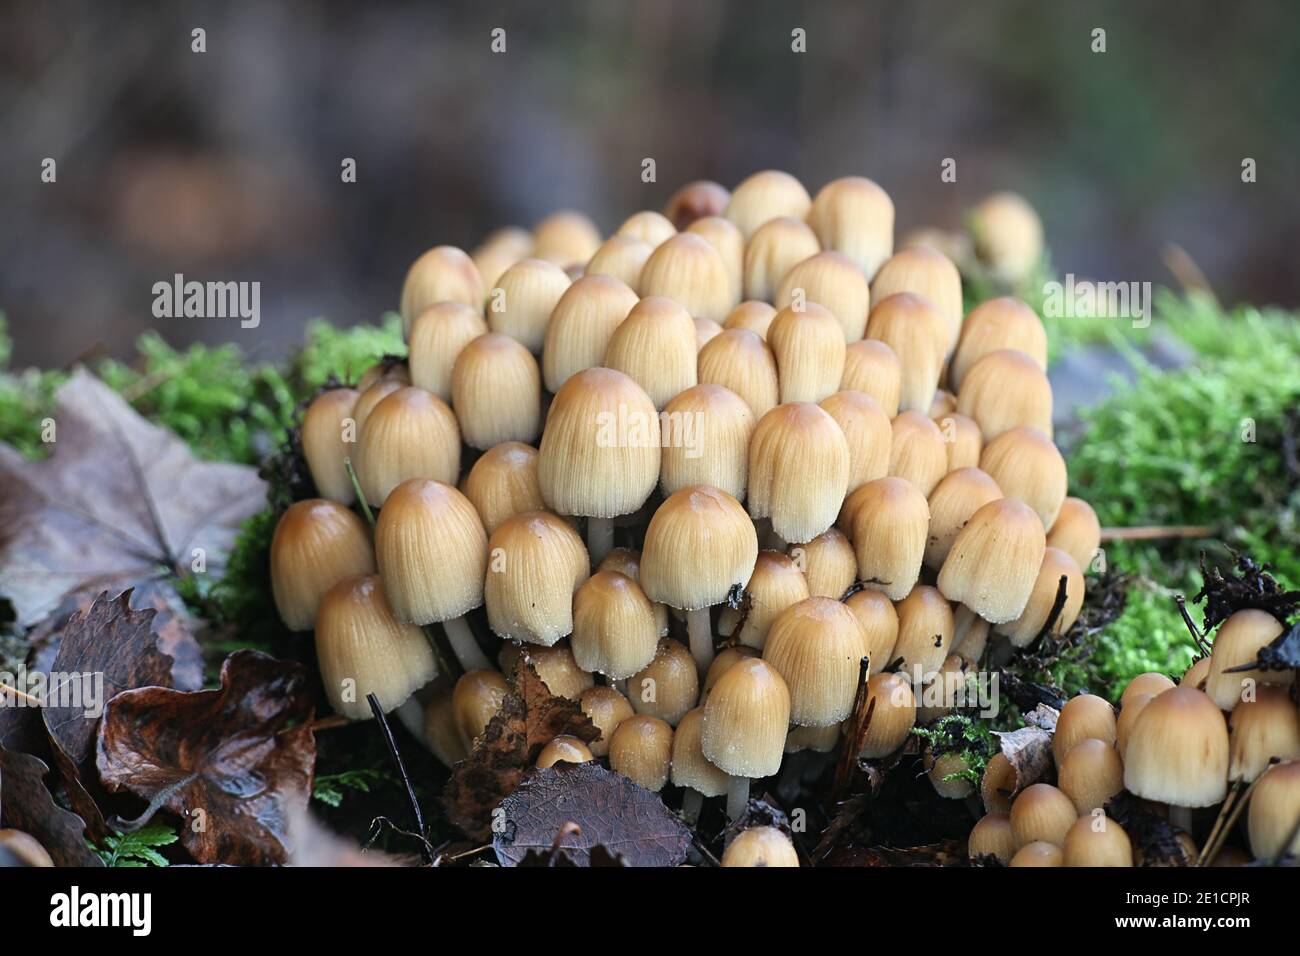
0, 368, 267, 629
493, 762, 692, 867
440, 652, 600, 840
0, 745, 102, 866
96, 649, 316, 865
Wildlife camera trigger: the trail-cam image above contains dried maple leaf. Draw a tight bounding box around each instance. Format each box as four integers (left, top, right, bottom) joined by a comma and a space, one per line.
441, 652, 600, 840
96, 649, 316, 866
0, 745, 102, 866
40, 589, 194, 840
493, 763, 691, 867
0, 368, 267, 629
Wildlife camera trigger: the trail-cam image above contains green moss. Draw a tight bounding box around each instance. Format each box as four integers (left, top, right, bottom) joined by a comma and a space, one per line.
911, 713, 999, 785
289, 313, 406, 390
1086, 580, 1199, 699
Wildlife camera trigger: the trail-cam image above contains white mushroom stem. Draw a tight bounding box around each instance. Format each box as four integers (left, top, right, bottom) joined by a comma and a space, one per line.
686, 607, 715, 675
1169, 804, 1193, 835
681, 788, 704, 826
726, 776, 750, 821
442, 615, 492, 672
587, 517, 615, 565
393, 695, 431, 748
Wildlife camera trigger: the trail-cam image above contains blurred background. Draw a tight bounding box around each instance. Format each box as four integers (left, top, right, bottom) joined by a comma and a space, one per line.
2, 0, 1298, 367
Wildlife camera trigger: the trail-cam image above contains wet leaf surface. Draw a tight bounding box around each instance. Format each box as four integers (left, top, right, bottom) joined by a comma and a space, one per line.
0, 745, 102, 866
96, 649, 316, 865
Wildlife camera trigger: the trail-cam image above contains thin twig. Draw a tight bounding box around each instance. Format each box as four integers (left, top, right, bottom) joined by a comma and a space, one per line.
1196, 775, 1258, 867
0, 683, 43, 707
832, 656, 873, 802
345, 458, 375, 529
1100, 525, 1214, 541
1175, 594, 1212, 656
367, 692, 432, 865
1031, 575, 1070, 645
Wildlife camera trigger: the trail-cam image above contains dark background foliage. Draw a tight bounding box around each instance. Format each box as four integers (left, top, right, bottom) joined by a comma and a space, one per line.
2, 0, 1298, 366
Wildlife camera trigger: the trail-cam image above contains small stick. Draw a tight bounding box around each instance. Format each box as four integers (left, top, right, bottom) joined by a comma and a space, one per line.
1175, 594, 1212, 656
0, 683, 43, 707
832, 656, 873, 802
345, 458, 376, 529
367, 692, 432, 864
1030, 575, 1070, 645
1196, 777, 1248, 867
1100, 525, 1214, 541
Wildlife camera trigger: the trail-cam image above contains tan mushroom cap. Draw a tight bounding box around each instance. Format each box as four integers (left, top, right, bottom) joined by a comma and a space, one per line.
807, 176, 895, 279
461, 441, 544, 535
659, 384, 755, 502
670, 707, 730, 797
1124, 686, 1229, 808
726, 169, 812, 240
697, 327, 780, 419
762, 597, 868, 727
841, 338, 902, 417
721, 826, 800, 867
641, 485, 759, 612
399, 245, 484, 336
865, 292, 949, 413
487, 258, 571, 354
850, 477, 930, 602
355, 386, 461, 507
937, 497, 1046, 624
664, 180, 731, 230
775, 250, 871, 341
747, 402, 850, 545
270, 499, 376, 632
743, 216, 820, 302
571, 570, 660, 679
701, 658, 791, 778
609, 715, 674, 791
542, 274, 640, 391
301, 388, 360, 505
768, 302, 846, 404
484, 510, 590, 645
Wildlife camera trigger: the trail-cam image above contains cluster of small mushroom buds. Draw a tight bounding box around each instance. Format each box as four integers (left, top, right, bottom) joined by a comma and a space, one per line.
267, 170, 1095, 864
970, 608, 1300, 867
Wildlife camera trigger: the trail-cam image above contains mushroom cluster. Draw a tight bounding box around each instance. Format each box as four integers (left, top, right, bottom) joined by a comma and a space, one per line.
972, 614, 1300, 866
268, 170, 1105, 862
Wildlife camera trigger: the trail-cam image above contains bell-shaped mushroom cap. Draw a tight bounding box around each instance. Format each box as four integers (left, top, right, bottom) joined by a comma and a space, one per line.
930, 388, 957, 421
315, 574, 437, 719
970, 192, 1044, 285
609, 715, 674, 791
1058, 738, 1125, 815
579, 685, 634, 758
981, 752, 1018, 814
998, 546, 1085, 648
697, 327, 780, 419
763, 597, 867, 727
407, 302, 489, 401
471, 225, 532, 290
743, 216, 820, 302
979, 426, 1068, 529
485, 258, 571, 354
768, 303, 846, 404
586, 235, 653, 291
538, 367, 661, 520
0, 829, 56, 868
726, 169, 812, 240
352, 380, 403, 436
870, 247, 963, 351
399, 245, 484, 337
374, 479, 487, 625
841, 339, 902, 418
451, 333, 542, 450
670, 707, 730, 797
730, 551, 811, 650
1009, 841, 1063, 867
924, 467, 1004, 569
355, 386, 461, 507
1206, 609, 1291, 711
1063, 814, 1133, 867
892, 585, 955, 680
1248, 760, 1300, 861
819, 390, 891, 494
938, 412, 983, 473
484, 511, 590, 646
301, 388, 360, 505
1228, 685, 1300, 782
956, 349, 1054, 441
687, 216, 745, 306
915, 654, 972, 724
724, 300, 779, 339
452, 669, 509, 750
807, 176, 894, 279
1183, 655, 1212, 691
747, 402, 850, 545
603, 296, 698, 410
952, 603, 991, 664
865, 293, 949, 413
775, 251, 871, 342
701, 646, 759, 701
696, 318, 724, 350
888, 410, 948, 497
1047, 497, 1102, 572
542, 275, 640, 392
721, 826, 800, 867
598, 547, 670, 636
638, 232, 733, 324
1053, 693, 1118, 764
850, 477, 930, 602
617, 210, 676, 247
789, 528, 857, 600
1009, 783, 1077, 849
627, 638, 699, 726
857, 672, 916, 758
937, 497, 1046, 624
659, 384, 755, 502
701, 657, 790, 778
527, 642, 595, 699
1124, 686, 1229, 808
424, 679, 468, 767
844, 589, 899, 676
271, 499, 376, 631
950, 296, 1048, 392
1116, 692, 1156, 760
571, 570, 660, 679
641, 485, 758, 611
1122, 671, 1176, 706
461, 441, 544, 535
532, 210, 602, 267
968, 812, 1016, 863
535, 735, 594, 768
664, 180, 731, 230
